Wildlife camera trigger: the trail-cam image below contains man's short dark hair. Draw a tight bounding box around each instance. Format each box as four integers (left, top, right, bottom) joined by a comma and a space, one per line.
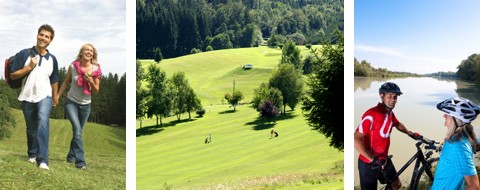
38, 24, 55, 40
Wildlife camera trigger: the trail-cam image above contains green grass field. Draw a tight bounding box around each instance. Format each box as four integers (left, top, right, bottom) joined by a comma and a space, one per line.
140, 46, 321, 105
0, 108, 126, 189
137, 46, 344, 189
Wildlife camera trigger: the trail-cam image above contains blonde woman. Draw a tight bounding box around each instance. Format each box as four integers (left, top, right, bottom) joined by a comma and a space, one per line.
432, 97, 480, 189
55, 43, 101, 169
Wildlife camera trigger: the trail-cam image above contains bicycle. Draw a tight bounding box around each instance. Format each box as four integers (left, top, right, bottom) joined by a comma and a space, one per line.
370, 136, 442, 190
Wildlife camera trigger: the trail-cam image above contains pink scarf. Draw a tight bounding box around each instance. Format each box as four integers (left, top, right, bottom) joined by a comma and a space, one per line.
72, 60, 102, 95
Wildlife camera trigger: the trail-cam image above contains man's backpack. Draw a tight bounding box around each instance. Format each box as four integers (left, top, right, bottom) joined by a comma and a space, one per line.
4, 48, 33, 88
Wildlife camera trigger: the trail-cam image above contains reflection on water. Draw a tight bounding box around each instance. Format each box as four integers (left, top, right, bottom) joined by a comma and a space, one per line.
354, 77, 389, 92
354, 77, 480, 187
455, 80, 480, 104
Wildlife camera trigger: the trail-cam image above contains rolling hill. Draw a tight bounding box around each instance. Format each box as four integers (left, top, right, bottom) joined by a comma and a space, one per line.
136, 46, 344, 189
140, 46, 319, 105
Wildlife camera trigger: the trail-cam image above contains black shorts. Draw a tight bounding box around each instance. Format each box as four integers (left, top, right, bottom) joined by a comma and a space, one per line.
358, 157, 398, 189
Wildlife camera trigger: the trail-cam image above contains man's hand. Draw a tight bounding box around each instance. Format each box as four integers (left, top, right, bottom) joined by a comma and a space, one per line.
370, 156, 386, 165
28, 57, 38, 70
409, 131, 422, 140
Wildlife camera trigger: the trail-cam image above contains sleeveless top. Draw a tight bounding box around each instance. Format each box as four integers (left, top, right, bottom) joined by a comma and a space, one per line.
67, 63, 99, 105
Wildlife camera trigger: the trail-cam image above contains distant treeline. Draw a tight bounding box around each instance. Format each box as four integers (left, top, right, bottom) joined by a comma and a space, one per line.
136, 0, 344, 59
457, 53, 480, 83
354, 58, 421, 78
0, 69, 126, 126
424, 71, 457, 78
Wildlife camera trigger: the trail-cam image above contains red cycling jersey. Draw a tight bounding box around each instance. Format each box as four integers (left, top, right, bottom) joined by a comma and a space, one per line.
356, 103, 400, 163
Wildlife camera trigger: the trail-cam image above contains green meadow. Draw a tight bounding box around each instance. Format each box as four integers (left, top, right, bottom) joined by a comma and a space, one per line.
0, 109, 126, 189
137, 46, 344, 189
140, 46, 320, 105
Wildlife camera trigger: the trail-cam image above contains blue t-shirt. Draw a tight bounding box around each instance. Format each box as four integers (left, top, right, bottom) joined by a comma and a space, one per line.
431, 137, 477, 190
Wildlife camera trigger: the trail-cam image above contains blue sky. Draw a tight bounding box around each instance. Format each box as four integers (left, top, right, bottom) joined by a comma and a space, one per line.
0, 0, 126, 79
354, 1, 480, 74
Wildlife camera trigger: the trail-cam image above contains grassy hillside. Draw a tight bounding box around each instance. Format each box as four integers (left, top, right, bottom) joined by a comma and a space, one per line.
137, 105, 343, 189
137, 46, 343, 189
0, 108, 126, 189
141, 46, 321, 106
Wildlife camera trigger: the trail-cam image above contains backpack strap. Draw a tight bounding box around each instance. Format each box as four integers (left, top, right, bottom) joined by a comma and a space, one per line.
20, 47, 35, 87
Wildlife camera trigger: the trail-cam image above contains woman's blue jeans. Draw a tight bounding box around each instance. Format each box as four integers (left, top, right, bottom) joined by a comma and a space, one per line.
22, 96, 52, 165
65, 98, 91, 167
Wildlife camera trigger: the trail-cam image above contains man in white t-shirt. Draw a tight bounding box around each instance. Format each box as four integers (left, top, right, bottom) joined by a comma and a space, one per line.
10, 24, 59, 170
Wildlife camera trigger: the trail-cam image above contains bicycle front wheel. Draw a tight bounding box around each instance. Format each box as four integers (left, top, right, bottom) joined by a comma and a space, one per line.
413, 157, 439, 190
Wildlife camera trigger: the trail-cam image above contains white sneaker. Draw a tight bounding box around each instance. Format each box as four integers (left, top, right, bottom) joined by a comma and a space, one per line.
27, 157, 36, 163
39, 163, 49, 170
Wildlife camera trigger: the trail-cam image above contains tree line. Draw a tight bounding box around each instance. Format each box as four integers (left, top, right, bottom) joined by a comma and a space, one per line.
354, 58, 421, 78
136, 62, 202, 128
136, 0, 343, 59
424, 71, 457, 78
0, 69, 126, 127
456, 53, 480, 83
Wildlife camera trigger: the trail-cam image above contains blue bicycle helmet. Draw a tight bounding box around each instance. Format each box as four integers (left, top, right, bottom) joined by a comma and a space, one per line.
379, 82, 403, 95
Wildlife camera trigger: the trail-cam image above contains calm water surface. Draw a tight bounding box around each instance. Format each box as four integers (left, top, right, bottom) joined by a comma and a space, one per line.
354, 77, 480, 187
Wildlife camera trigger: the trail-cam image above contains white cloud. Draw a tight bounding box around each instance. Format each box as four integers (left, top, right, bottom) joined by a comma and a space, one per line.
0, 0, 126, 79
355, 44, 405, 57
355, 43, 461, 74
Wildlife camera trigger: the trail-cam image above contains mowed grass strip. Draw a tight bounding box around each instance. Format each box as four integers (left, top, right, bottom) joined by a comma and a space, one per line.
0, 108, 126, 189
136, 105, 343, 189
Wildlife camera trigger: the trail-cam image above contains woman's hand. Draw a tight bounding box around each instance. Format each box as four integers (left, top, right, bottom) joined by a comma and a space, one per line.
53, 95, 59, 108
84, 75, 94, 84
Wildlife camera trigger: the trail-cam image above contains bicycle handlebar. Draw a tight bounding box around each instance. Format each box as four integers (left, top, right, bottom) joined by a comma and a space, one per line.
415, 136, 442, 151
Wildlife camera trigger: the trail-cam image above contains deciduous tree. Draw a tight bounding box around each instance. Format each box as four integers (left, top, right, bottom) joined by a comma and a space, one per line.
280, 40, 302, 71
146, 65, 171, 126
251, 82, 283, 112
269, 64, 303, 114
225, 90, 244, 111
136, 61, 147, 128
0, 95, 15, 140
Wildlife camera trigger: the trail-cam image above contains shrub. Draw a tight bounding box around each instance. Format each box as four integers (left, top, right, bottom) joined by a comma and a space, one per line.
190, 48, 201, 54
205, 45, 213, 52
306, 44, 312, 49
267, 34, 286, 47
288, 32, 306, 45
259, 100, 280, 123
196, 108, 206, 117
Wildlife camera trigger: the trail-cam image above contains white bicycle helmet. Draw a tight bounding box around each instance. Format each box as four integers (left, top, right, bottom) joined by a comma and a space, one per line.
437, 97, 480, 123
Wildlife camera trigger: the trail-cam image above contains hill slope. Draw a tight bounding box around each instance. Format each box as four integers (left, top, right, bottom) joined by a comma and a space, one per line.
0, 108, 126, 189
137, 105, 343, 189
141, 46, 319, 106
137, 46, 343, 189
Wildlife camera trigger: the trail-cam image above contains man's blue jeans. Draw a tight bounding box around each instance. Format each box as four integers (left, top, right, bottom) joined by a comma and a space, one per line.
22, 96, 52, 165
65, 98, 91, 167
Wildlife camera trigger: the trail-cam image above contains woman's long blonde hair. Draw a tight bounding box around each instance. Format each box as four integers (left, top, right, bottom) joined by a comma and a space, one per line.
446, 116, 477, 152
76, 43, 98, 65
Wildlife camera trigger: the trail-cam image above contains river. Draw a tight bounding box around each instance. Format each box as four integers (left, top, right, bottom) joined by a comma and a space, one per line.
354, 77, 480, 187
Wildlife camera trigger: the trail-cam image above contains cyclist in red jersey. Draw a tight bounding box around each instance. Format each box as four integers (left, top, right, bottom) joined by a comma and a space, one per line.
354, 82, 421, 190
